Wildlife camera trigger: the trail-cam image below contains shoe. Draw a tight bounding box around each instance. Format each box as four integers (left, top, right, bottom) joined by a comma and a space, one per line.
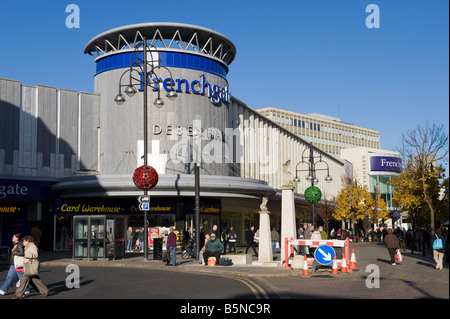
42, 290, 51, 297
392, 263, 396, 265
0, 290, 5, 295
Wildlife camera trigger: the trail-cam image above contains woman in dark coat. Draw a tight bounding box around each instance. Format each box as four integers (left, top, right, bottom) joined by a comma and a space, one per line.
384, 228, 400, 265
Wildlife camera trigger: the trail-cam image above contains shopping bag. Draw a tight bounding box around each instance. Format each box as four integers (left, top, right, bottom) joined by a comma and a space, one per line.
395, 250, 404, 263
208, 257, 216, 266
14, 255, 24, 269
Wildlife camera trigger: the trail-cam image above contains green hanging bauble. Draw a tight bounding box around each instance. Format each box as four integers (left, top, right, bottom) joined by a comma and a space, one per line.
304, 186, 322, 203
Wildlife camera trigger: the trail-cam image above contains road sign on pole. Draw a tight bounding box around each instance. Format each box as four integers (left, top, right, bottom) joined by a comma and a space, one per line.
314, 245, 335, 265
139, 202, 150, 211
138, 195, 150, 203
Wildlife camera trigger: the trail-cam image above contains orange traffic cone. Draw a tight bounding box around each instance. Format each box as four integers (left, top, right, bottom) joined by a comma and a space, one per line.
340, 253, 348, 273
331, 255, 339, 275
302, 255, 310, 276
349, 248, 357, 270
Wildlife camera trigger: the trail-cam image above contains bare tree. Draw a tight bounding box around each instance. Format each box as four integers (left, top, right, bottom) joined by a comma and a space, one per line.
396, 122, 449, 234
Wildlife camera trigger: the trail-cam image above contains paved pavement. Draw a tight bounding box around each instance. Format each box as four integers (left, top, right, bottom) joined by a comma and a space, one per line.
2, 241, 448, 300
38, 242, 449, 282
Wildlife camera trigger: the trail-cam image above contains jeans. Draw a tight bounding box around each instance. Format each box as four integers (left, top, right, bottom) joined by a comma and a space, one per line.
126, 238, 133, 251
272, 241, 277, 253
168, 246, 176, 266
0, 265, 23, 293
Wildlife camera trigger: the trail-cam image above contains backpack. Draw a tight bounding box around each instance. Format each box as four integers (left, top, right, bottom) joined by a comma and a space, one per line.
432, 234, 444, 250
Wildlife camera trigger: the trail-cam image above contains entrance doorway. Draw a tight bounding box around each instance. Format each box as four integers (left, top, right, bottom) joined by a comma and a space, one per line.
73, 215, 125, 260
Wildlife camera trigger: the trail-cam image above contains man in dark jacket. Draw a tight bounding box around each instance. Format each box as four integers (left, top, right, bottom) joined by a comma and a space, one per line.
203, 233, 223, 265
245, 226, 258, 257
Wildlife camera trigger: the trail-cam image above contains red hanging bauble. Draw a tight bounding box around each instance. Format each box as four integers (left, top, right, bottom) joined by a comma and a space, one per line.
132, 165, 159, 190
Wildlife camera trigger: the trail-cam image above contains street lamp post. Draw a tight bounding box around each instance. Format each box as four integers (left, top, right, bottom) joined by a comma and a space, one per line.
114, 38, 177, 260
293, 143, 333, 226
193, 129, 201, 260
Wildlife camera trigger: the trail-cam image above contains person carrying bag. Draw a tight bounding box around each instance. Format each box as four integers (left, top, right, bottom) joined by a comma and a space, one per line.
23, 254, 39, 277
432, 228, 445, 270
14, 236, 51, 299
0, 233, 25, 295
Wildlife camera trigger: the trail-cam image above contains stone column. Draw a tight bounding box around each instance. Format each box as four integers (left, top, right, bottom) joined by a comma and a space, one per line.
281, 187, 297, 262
252, 197, 281, 266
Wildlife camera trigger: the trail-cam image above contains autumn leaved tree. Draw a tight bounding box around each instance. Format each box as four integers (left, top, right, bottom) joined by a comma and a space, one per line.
390, 122, 449, 235
333, 178, 374, 229
372, 187, 389, 224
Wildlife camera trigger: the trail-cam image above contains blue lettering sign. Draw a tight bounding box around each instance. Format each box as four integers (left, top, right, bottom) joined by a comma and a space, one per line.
138, 73, 229, 106
370, 156, 402, 173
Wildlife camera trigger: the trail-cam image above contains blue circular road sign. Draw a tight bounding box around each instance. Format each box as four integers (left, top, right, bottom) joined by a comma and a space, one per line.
314, 245, 335, 265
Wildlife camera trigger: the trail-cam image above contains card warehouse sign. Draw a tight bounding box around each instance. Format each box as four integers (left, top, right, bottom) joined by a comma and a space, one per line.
53, 200, 176, 215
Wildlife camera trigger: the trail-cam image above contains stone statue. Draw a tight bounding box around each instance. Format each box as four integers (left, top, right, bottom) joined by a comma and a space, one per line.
282, 160, 294, 189
260, 197, 269, 211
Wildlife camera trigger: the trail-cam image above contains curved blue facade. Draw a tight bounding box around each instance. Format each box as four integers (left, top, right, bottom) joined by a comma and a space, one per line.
95, 51, 228, 79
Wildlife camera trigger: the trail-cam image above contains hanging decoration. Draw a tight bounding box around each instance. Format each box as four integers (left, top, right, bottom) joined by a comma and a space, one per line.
133, 165, 159, 190
304, 186, 322, 203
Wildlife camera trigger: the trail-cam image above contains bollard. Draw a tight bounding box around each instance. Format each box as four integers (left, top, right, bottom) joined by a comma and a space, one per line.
282, 237, 291, 269
290, 237, 294, 257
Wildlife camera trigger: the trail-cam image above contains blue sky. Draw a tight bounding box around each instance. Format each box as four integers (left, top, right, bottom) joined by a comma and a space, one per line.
0, 0, 448, 158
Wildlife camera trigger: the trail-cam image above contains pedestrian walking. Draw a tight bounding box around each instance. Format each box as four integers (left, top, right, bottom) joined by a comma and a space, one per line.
221, 227, 228, 254
304, 225, 314, 239
126, 226, 133, 252
227, 227, 237, 254
297, 226, 305, 255
136, 228, 144, 251
166, 227, 177, 266
0, 234, 25, 295
319, 226, 328, 240
271, 227, 279, 254
245, 226, 258, 257
432, 228, 445, 270
384, 228, 400, 265
14, 236, 50, 299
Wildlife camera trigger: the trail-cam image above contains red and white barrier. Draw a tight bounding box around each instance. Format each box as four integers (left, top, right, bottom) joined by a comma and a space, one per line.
282, 237, 350, 269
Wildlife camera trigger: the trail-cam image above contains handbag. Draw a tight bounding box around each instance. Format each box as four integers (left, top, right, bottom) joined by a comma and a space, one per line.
23, 255, 39, 277
432, 235, 444, 250
14, 255, 24, 269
